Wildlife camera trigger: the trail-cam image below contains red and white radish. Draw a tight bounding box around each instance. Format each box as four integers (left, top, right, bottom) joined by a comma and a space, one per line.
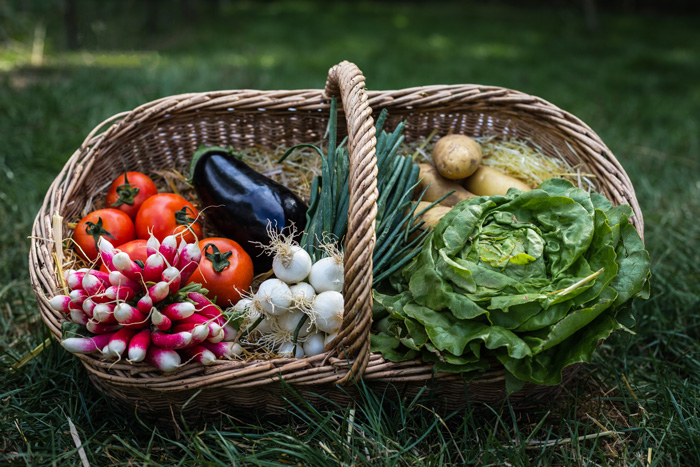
108, 270, 141, 291
69, 308, 89, 326
160, 301, 195, 321
161, 266, 181, 295
97, 237, 118, 271
49, 295, 73, 313
136, 294, 153, 314
141, 281, 170, 307
114, 303, 150, 328
151, 330, 193, 349
219, 322, 238, 342
146, 231, 160, 256
158, 235, 179, 266
171, 322, 209, 346
175, 312, 222, 337
66, 269, 89, 290
142, 253, 166, 283
207, 327, 225, 343
92, 303, 117, 324
86, 319, 121, 334
69, 289, 88, 306
188, 292, 223, 320
81, 298, 96, 318
104, 327, 139, 359
103, 284, 138, 302
202, 340, 242, 359
127, 328, 152, 362
179, 344, 217, 366
146, 346, 181, 373
82, 271, 108, 296
111, 251, 143, 282
151, 308, 172, 331
177, 242, 202, 284
61, 331, 117, 354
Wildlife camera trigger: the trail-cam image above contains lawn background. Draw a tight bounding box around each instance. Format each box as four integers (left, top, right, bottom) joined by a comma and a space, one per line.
1, 1, 699, 465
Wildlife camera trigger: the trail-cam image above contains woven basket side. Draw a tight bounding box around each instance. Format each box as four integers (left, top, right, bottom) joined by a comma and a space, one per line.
29, 64, 644, 416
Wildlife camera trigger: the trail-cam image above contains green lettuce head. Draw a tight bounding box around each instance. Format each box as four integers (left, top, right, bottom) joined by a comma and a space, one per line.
371, 178, 650, 389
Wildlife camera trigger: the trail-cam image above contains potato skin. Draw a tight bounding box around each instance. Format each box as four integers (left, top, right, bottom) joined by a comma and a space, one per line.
462, 166, 532, 196
414, 201, 452, 230
417, 163, 475, 207
432, 134, 483, 180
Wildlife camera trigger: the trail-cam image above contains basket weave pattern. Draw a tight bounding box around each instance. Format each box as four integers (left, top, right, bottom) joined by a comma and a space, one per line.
29, 61, 643, 415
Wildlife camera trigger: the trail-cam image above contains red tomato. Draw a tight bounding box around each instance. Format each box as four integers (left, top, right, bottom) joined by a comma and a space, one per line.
105, 172, 159, 219
73, 209, 136, 262
99, 238, 150, 273
187, 237, 254, 306
134, 193, 203, 243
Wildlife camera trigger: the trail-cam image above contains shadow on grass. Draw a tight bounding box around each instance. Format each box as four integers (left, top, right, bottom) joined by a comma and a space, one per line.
93, 363, 635, 466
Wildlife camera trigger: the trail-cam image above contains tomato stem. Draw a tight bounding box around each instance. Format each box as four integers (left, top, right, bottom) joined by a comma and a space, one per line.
175, 206, 199, 225
110, 172, 140, 207
84, 217, 115, 250
203, 243, 232, 272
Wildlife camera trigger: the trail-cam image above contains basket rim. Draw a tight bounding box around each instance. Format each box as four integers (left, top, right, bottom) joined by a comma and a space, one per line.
55, 82, 643, 238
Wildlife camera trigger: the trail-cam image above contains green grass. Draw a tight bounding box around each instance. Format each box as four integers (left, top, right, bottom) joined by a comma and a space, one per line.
2, 1, 700, 465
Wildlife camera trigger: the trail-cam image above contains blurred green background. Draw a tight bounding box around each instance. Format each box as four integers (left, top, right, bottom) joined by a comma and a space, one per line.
1, 1, 699, 465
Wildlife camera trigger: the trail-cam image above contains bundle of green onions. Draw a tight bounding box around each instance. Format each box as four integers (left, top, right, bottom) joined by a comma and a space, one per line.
280, 98, 432, 286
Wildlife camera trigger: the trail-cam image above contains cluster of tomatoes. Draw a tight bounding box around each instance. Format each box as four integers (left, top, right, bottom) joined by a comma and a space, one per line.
72, 172, 254, 306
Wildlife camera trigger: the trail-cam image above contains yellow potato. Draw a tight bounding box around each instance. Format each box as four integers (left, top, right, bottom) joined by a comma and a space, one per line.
416, 163, 475, 207
432, 134, 482, 180
413, 201, 452, 230
462, 166, 532, 196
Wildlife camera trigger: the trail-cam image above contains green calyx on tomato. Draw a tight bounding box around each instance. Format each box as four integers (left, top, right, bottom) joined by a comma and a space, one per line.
175, 205, 201, 235
84, 217, 116, 247
175, 206, 199, 226
203, 243, 232, 272
110, 172, 140, 207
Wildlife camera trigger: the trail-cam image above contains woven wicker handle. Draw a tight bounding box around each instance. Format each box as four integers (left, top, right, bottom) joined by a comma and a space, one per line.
322, 61, 378, 384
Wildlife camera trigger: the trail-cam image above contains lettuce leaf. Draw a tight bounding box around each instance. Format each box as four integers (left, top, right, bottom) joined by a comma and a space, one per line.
370, 178, 651, 387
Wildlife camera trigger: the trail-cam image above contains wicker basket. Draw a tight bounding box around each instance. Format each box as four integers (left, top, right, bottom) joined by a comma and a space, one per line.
29, 61, 643, 417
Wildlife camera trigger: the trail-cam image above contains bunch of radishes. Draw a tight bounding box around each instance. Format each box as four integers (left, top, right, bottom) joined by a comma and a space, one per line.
50, 234, 242, 372
237, 233, 345, 359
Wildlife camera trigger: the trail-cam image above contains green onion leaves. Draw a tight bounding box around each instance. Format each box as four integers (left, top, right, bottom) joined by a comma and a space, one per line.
280, 100, 428, 285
